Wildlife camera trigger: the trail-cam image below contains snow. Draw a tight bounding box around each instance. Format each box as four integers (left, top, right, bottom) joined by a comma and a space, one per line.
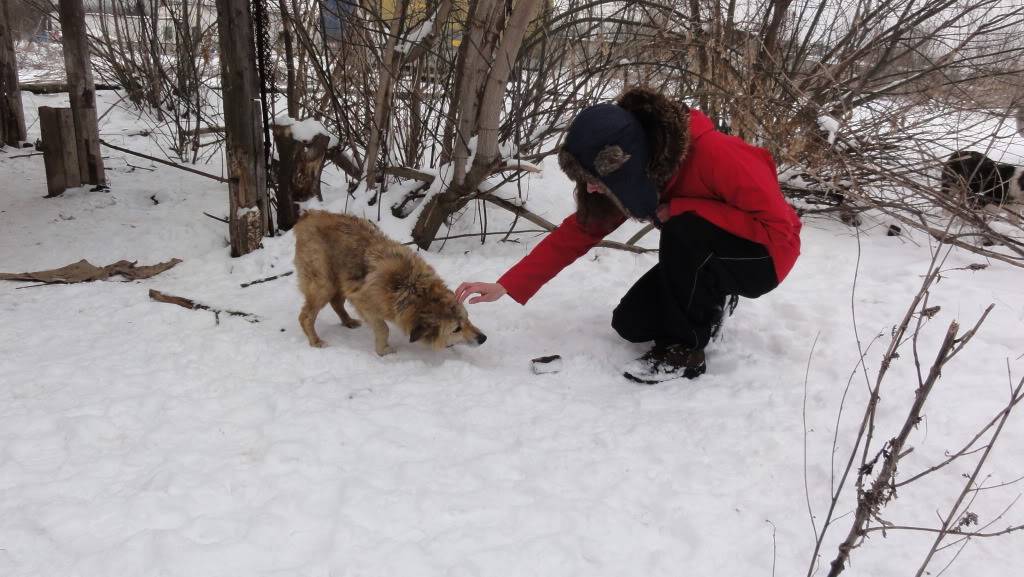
2, 92, 1024, 577
505, 158, 542, 173
273, 115, 340, 148
236, 205, 260, 218
528, 123, 552, 142
396, 16, 435, 54
817, 115, 839, 145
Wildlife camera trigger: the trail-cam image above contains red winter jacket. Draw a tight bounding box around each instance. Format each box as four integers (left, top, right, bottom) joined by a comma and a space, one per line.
498, 107, 802, 305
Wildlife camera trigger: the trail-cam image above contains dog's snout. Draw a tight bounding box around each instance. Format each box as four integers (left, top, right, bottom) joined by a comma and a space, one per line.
476, 333, 487, 345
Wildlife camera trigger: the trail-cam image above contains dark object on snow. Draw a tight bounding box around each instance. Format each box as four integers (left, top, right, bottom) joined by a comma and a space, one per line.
623, 344, 706, 384
941, 150, 1023, 208
240, 270, 294, 288
0, 258, 182, 285
531, 355, 563, 374
887, 224, 902, 237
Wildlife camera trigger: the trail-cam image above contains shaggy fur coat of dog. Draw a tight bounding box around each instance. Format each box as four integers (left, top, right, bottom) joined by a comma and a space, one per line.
293, 210, 486, 355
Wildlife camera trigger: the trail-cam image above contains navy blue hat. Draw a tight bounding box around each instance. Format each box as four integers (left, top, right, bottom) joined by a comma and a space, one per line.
558, 103, 657, 220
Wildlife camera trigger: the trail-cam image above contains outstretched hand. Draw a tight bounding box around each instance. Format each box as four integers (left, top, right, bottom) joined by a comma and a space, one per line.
456, 281, 507, 304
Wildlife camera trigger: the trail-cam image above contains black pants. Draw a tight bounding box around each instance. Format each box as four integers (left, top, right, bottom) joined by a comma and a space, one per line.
612, 213, 778, 350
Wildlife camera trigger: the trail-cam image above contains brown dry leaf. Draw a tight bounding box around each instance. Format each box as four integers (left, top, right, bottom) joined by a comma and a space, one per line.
0, 258, 182, 284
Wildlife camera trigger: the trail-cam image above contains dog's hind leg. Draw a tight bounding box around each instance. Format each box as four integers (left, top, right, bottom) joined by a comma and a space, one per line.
299, 292, 331, 348
330, 293, 362, 329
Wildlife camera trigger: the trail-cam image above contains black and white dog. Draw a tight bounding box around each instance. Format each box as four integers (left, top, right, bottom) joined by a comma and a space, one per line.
941, 150, 1024, 209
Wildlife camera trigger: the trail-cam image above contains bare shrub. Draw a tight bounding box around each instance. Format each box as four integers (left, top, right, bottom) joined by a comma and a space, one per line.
804, 237, 1024, 576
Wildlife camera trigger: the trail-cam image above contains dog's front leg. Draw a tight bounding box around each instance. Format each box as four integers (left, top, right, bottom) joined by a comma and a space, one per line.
369, 318, 395, 356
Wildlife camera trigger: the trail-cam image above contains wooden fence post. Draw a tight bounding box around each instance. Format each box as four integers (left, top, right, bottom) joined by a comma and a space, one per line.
216, 0, 268, 256
39, 106, 82, 196
0, 0, 27, 146
57, 0, 105, 185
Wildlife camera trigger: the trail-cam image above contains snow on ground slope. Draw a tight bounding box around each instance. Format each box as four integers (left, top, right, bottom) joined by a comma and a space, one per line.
2, 94, 1023, 577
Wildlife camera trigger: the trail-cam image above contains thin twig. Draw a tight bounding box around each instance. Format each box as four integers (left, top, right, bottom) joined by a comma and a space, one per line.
866, 523, 1024, 538
915, 375, 1024, 577
148, 289, 260, 324
403, 229, 548, 245
479, 192, 656, 254
99, 139, 235, 184
240, 270, 295, 288
203, 212, 228, 224
803, 332, 822, 541
897, 391, 1024, 488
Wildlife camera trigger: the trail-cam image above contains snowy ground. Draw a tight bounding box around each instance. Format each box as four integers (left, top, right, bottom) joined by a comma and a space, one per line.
2, 91, 1024, 577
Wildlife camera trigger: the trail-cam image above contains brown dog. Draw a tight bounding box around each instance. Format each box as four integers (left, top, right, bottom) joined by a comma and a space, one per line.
293, 210, 487, 355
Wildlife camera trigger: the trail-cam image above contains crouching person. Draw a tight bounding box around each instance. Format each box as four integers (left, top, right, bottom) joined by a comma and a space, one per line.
457, 87, 802, 383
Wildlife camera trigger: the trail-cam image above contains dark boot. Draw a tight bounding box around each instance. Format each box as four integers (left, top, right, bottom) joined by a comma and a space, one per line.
623, 343, 707, 384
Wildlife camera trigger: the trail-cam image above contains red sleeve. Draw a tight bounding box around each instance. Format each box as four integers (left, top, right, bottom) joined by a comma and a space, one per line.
497, 213, 623, 304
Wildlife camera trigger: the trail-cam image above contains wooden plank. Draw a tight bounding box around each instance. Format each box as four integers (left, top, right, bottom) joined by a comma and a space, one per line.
39, 106, 80, 197
57, 108, 81, 190
38, 107, 65, 196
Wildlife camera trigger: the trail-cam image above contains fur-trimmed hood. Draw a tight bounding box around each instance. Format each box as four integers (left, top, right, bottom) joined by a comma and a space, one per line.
558, 87, 691, 220
614, 87, 690, 189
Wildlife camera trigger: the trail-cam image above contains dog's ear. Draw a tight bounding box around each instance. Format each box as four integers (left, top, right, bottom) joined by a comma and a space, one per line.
409, 321, 435, 343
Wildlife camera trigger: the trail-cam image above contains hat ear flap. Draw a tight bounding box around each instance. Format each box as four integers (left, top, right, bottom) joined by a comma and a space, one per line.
594, 145, 631, 176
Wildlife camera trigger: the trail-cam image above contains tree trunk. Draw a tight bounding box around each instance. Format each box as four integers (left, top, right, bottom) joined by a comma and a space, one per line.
364, 0, 407, 193
272, 122, 330, 231
450, 0, 503, 187
469, 0, 541, 175
146, 0, 162, 118
175, 0, 193, 158
440, 0, 476, 165
216, 0, 268, 256
0, 0, 27, 147
412, 0, 539, 250
277, 0, 298, 118
57, 0, 105, 185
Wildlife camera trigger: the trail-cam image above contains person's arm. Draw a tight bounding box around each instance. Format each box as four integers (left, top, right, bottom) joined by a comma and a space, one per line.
458, 212, 623, 305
